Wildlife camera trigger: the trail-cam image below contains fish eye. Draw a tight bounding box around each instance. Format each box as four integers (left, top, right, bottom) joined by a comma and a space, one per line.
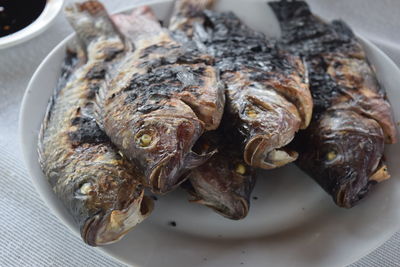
246, 108, 258, 119
235, 163, 247, 175
80, 183, 93, 195
325, 150, 337, 162
135, 129, 157, 148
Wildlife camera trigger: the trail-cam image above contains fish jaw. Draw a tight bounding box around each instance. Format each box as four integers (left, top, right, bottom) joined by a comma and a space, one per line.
187, 153, 256, 220
244, 136, 298, 169
149, 149, 214, 194
334, 161, 391, 208
186, 131, 256, 220
83, 194, 153, 246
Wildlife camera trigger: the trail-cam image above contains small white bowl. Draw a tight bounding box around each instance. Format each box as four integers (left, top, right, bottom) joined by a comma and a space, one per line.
0, 0, 64, 49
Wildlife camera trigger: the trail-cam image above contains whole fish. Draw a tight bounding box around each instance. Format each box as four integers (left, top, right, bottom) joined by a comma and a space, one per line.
97, 6, 224, 194
169, 0, 312, 170
270, 0, 398, 207
184, 130, 256, 220
38, 1, 153, 246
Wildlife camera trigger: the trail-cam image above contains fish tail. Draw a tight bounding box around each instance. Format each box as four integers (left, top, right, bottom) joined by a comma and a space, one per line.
111, 6, 163, 44
172, 0, 215, 17
65, 1, 124, 53
268, 0, 312, 24
169, 0, 215, 34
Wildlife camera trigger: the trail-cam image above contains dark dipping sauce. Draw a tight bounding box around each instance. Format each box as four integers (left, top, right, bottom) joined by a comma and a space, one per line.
0, 0, 47, 37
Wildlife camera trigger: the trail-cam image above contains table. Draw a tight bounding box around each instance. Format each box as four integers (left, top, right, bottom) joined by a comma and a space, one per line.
1, 0, 399, 266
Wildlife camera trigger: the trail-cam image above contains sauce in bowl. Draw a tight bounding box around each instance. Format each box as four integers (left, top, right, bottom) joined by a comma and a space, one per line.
0, 0, 47, 37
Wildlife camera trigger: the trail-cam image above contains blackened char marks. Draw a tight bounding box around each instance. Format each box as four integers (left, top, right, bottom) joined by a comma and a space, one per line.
139, 43, 180, 59
69, 116, 109, 146
123, 65, 204, 114
58, 49, 80, 91
87, 83, 101, 99
138, 49, 211, 71
103, 46, 124, 62
201, 11, 296, 75
274, 4, 358, 57
307, 57, 340, 115
86, 64, 106, 80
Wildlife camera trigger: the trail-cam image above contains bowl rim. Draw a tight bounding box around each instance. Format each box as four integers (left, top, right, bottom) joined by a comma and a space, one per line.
0, 0, 64, 49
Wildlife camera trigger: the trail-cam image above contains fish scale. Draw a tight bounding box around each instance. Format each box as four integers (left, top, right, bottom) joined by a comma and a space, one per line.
169, 0, 313, 170
270, 0, 397, 208
38, 1, 153, 246
98, 6, 224, 194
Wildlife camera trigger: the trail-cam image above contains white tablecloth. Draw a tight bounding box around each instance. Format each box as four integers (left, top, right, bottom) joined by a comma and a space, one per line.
1, 0, 399, 266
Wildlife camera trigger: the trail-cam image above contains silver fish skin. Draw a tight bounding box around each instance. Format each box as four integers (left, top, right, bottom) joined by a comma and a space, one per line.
38, 1, 153, 246
169, 0, 313, 170
98, 6, 224, 194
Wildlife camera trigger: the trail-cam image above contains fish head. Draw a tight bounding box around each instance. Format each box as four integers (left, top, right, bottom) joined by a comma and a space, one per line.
82, 191, 154, 246
69, 150, 154, 246
131, 115, 211, 194
188, 155, 255, 220
186, 132, 256, 220
300, 110, 387, 208
238, 89, 301, 169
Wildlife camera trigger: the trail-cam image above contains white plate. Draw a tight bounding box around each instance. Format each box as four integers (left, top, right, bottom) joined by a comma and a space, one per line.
19, 0, 400, 266
0, 0, 64, 49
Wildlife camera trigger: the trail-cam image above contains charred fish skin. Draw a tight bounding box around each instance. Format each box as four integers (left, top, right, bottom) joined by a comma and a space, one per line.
100, 7, 224, 194
38, 1, 153, 246
185, 131, 256, 220
169, 0, 312, 170
270, 0, 397, 207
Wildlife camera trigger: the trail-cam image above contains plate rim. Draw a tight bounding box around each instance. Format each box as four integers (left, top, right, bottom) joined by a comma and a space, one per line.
18, 0, 400, 266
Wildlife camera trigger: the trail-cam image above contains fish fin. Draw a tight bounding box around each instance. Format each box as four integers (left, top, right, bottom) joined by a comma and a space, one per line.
268, 0, 312, 23
184, 149, 217, 170
65, 1, 125, 58
111, 6, 163, 44
93, 84, 106, 130
369, 162, 391, 183
171, 0, 215, 20
38, 45, 82, 165
169, 0, 214, 35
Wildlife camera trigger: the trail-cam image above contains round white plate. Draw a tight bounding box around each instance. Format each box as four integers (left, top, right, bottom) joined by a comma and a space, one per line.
19, 0, 400, 266
0, 0, 64, 49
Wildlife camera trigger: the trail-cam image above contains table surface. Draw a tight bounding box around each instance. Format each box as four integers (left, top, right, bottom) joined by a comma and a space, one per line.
1, 0, 399, 266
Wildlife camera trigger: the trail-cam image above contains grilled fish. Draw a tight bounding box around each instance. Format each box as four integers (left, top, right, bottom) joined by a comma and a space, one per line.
38, 1, 153, 246
270, 0, 398, 207
97, 6, 224, 194
184, 130, 256, 220
169, 0, 312, 169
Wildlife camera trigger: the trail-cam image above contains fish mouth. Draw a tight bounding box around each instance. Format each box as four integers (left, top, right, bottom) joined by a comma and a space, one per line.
244, 136, 298, 169
82, 194, 153, 246
149, 151, 215, 194
192, 194, 250, 220
149, 154, 181, 194
219, 197, 250, 220
335, 182, 370, 209
334, 162, 391, 208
